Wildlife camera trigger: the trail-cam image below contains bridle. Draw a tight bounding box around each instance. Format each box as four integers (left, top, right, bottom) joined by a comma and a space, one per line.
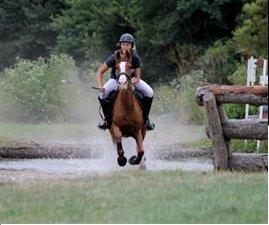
116, 72, 131, 82
115, 71, 136, 95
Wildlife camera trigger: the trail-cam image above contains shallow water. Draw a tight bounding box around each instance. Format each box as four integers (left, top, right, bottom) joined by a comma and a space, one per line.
0, 115, 213, 179
0, 156, 212, 176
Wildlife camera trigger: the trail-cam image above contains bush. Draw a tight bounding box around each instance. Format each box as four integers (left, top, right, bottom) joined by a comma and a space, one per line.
3, 54, 76, 122
223, 104, 245, 119
152, 69, 206, 125
152, 84, 181, 115
198, 40, 236, 84
233, 0, 268, 58
228, 61, 247, 85
231, 140, 268, 153
178, 86, 205, 125
178, 71, 207, 125
185, 137, 267, 153
223, 103, 258, 119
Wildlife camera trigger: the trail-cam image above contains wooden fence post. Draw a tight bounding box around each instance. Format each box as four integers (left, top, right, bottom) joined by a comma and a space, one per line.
197, 85, 268, 172
203, 92, 229, 170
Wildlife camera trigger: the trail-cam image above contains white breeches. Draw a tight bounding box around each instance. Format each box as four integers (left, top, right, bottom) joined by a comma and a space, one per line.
99, 78, 154, 99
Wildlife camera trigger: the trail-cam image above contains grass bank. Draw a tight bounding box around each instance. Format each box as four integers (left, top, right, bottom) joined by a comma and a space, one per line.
0, 170, 267, 223
0, 120, 205, 146
184, 137, 268, 153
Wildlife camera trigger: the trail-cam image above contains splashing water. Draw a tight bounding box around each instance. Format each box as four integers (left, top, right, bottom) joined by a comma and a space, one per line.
0, 69, 213, 179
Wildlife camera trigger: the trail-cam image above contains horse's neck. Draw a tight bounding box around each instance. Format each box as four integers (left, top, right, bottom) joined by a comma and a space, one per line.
118, 86, 134, 112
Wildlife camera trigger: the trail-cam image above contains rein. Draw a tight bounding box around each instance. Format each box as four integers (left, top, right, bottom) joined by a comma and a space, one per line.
116, 73, 136, 95
116, 72, 131, 81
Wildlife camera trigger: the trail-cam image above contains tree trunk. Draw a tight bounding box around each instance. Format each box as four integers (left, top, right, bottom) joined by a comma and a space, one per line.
216, 93, 268, 106
203, 92, 229, 170
222, 119, 268, 140
197, 86, 268, 106
0, 145, 94, 159
229, 153, 268, 172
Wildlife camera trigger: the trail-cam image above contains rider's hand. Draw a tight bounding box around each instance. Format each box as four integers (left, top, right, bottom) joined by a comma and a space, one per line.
99, 86, 105, 94
131, 77, 140, 84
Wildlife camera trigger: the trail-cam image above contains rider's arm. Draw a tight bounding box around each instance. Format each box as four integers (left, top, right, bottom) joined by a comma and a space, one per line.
132, 52, 141, 84
133, 67, 141, 84
96, 63, 109, 89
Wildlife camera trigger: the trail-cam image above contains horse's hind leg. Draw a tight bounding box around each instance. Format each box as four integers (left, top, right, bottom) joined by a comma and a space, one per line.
129, 130, 144, 165
112, 125, 127, 167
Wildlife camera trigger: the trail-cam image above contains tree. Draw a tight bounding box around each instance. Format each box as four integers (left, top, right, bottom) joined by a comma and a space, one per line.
0, 0, 68, 71
233, 0, 268, 58
128, 0, 246, 81
53, 0, 246, 82
52, 0, 135, 62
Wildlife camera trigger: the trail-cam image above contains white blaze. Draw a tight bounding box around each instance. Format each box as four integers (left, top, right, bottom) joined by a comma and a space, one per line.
118, 62, 128, 89
119, 62, 126, 73
119, 75, 127, 84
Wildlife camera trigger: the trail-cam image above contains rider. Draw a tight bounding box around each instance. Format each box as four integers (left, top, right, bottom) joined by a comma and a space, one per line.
96, 33, 155, 131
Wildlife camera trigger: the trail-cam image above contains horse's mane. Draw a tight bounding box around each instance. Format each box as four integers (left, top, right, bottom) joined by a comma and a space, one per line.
113, 49, 135, 63
114, 49, 138, 56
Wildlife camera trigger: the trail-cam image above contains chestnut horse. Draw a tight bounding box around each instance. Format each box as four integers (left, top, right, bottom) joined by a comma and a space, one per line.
109, 51, 146, 167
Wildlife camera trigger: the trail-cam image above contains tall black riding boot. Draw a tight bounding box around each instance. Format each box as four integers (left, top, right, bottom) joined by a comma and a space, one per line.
97, 96, 112, 130
142, 97, 155, 131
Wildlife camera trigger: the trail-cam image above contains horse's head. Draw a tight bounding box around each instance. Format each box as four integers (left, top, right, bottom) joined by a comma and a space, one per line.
115, 51, 133, 90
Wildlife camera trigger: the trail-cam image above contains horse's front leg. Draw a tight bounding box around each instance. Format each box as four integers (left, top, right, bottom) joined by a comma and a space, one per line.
129, 129, 144, 165
111, 125, 127, 167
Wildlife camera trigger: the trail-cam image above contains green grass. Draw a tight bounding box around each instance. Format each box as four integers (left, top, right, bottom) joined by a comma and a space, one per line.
0, 121, 205, 146
0, 122, 99, 143
183, 137, 212, 149
231, 140, 268, 153
0, 136, 21, 147
0, 171, 267, 223
185, 137, 268, 153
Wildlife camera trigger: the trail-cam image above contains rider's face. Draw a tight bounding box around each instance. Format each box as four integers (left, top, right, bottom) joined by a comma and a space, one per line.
120, 42, 132, 53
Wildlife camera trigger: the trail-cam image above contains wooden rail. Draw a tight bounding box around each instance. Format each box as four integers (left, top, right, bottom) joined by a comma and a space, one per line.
197, 85, 268, 171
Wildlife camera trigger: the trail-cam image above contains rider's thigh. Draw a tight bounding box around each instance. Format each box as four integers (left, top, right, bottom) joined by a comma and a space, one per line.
134, 79, 154, 98
101, 79, 117, 99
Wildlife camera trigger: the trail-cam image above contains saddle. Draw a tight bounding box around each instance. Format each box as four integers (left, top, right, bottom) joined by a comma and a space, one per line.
99, 88, 145, 125
106, 88, 144, 109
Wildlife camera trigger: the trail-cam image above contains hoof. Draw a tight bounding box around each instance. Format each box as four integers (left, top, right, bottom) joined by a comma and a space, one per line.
129, 155, 142, 165
117, 155, 127, 167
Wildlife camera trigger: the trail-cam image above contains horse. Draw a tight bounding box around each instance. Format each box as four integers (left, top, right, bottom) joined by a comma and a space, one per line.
109, 51, 146, 167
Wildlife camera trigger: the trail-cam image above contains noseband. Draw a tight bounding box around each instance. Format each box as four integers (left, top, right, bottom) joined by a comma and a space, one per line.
116, 73, 131, 83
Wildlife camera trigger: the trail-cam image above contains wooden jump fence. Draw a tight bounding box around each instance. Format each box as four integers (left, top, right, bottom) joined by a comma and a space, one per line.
196, 85, 268, 171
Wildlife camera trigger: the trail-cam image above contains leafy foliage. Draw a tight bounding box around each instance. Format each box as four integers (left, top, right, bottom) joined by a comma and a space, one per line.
227, 62, 248, 85
233, 0, 268, 58
3, 54, 76, 121
231, 139, 268, 153
177, 70, 207, 124
223, 103, 258, 119
0, 0, 267, 124
52, 0, 246, 81
198, 40, 237, 84
0, 0, 68, 70
52, 0, 135, 62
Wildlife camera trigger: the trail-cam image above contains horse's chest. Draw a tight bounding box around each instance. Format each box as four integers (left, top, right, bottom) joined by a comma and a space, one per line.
114, 117, 138, 136
120, 125, 138, 137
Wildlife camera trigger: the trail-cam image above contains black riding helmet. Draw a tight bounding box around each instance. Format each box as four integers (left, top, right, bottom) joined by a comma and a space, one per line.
119, 33, 135, 44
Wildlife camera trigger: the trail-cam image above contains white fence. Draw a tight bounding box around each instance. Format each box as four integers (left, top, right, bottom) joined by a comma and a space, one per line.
246, 57, 268, 150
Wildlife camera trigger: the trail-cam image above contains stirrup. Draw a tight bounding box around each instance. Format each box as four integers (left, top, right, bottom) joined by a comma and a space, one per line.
97, 121, 107, 130
146, 120, 155, 131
